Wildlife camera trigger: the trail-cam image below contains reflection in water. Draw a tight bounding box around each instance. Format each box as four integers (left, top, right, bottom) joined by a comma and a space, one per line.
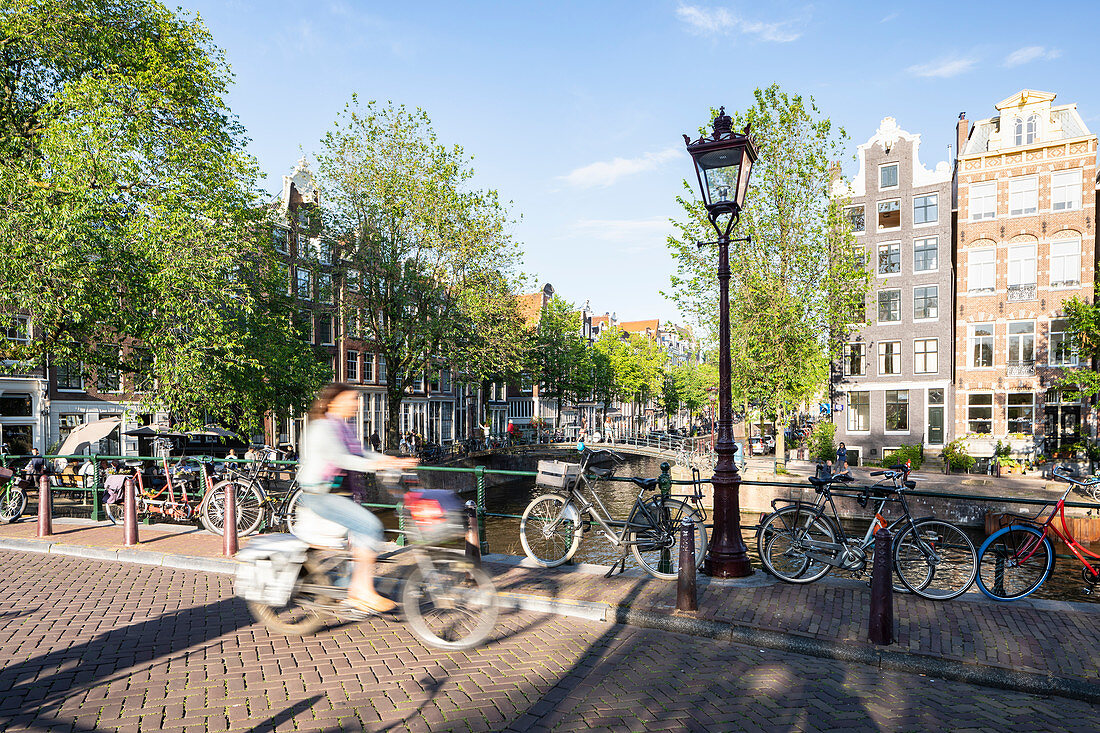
474, 454, 1100, 604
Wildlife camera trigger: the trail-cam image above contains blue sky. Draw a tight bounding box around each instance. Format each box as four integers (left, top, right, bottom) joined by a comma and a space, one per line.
188, 0, 1100, 326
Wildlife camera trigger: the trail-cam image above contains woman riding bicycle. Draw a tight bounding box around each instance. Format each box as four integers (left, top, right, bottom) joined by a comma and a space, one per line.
296, 383, 417, 614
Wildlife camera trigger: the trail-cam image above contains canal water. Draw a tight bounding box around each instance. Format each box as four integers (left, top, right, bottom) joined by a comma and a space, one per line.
476, 453, 1100, 605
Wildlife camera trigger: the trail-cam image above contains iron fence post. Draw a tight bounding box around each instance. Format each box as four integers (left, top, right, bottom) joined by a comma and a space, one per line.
89, 455, 105, 521
474, 465, 488, 554
658, 461, 673, 575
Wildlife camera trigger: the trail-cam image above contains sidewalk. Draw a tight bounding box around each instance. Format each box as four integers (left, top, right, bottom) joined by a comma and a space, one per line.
1, 518, 1097, 703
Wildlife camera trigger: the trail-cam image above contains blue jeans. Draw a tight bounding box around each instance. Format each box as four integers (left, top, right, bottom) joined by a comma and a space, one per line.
298, 491, 384, 552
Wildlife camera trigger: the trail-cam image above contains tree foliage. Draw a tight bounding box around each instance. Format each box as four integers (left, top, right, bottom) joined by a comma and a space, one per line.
666, 84, 869, 458
0, 0, 324, 430
531, 296, 589, 425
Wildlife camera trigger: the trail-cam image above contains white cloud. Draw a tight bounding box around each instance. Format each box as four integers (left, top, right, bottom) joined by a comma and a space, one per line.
675, 4, 802, 43
880, 11, 899, 23
1004, 46, 1062, 68
907, 55, 976, 78
560, 148, 682, 189
571, 217, 672, 245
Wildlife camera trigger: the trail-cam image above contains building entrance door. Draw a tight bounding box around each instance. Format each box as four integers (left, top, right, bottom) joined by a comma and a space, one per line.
1044, 404, 1080, 455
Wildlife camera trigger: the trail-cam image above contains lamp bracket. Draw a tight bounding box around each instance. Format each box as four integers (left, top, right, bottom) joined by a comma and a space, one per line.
696, 236, 751, 250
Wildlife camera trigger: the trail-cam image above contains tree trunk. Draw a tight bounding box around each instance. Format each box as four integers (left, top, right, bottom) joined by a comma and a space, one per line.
775, 405, 786, 470
385, 386, 404, 453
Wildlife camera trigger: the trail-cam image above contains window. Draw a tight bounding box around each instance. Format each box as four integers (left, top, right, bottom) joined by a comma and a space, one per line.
1007, 322, 1035, 367
846, 206, 865, 233
346, 351, 358, 381
927, 388, 945, 445
3, 316, 28, 343
847, 392, 869, 432
877, 200, 900, 229
1050, 239, 1081, 287
0, 393, 32, 417
363, 354, 374, 382
1049, 319, 1077, 366
58, 414, 84, 444
913, 194, 938, 224
913, 286, 938, 320
378, 355, 387, 383
967, 249, 995, 292
968, 394, 993, 434
429, 370, 440, 393
96, 367, 121, 393
843, 343, 865, 376
914, 236, 937, 272
880, 164, 898, 189
878, 290, 901, 322
296, 268, 312, 300
316, 273, 334, 304
317, 314, 334, 345
1007, 393, 1034, 434
878, 341, 901, 375
1013, 117, 1024, 146
346, 269, 360, 291
885, 390, 909, 432
1008, 177, 1038, 216
296, 207, 311, 229
314, 238, 332, 265
1026, 114, 1039, 144
877, 242, 900, 274
914, 339, 938, 374
56, 360, 83, 390
1007, 243, 1037, 299
441, 369, 451, 393
969, 181, 996, 221
272, 227, 289, 254
1051, 171, 1080, 212
969, 324, 994, 367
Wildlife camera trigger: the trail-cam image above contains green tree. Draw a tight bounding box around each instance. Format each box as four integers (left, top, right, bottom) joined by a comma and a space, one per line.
316, 97, 524, 448
0, 0, 324, 431
666, 84, 869, 465
532, 296, 589, 426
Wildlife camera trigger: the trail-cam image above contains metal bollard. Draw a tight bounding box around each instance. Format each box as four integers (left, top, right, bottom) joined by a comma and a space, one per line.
37, 474, 52, 537
676, 516, 698, 612
474, 466, 488, 554
464, 500, 481, 566
123, 477, 139, 546
223, 482, 238, 557
868, 527, 894, 645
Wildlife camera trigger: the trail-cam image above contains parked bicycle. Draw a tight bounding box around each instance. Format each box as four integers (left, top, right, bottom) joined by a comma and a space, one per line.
976, 465, 1100, 601
519, 449, 707, 580
757, 464, 978, 600
200, 447, 299, 536
237, 483, 497, 650
0, 443, 29, 523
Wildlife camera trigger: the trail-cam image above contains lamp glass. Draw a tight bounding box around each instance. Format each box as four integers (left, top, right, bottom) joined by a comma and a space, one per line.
696, 150, 741, 207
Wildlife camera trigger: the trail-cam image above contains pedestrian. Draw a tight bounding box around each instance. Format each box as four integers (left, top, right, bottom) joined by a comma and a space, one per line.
295, 383, 417, 614
506, 419, 515, 445
369, 431, 381, 453
243, 446, 258, 462
27, 448, 47, 476
836, 442, 848, 472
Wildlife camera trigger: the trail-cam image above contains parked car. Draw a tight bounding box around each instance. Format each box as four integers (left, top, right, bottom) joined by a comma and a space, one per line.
748, 437, 766, 455
763, 435, 776, 453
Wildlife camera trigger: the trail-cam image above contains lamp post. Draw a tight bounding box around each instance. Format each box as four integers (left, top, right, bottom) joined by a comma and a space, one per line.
683, 107, 757, 577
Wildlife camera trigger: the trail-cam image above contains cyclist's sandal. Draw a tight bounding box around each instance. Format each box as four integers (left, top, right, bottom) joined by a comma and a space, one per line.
344, 595, 397, 614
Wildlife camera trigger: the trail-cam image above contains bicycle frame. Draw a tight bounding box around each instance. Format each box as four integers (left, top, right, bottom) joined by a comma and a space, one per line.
1006, 476, 1100, 578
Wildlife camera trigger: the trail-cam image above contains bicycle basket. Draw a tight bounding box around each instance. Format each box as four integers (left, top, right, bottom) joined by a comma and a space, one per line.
536, 460, 581, 490
401, 489, 465, 543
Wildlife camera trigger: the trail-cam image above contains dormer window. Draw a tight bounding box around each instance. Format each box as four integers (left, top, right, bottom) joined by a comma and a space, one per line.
1025, 114, 1039, 144
879, 164, 898, 190
1013, 117, 1024, 146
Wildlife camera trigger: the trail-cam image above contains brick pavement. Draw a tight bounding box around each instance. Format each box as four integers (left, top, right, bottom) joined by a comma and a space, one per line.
1, 550, 1098, 732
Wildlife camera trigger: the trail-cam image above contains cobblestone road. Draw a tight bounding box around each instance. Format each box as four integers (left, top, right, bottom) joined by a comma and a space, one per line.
0, 550, 1097, 732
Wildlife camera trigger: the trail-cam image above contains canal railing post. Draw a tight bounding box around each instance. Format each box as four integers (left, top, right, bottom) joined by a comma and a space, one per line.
123, 477, 139, 546
868, 527, 894, 645
37, 473, 52, 537
658, 461, 673, 575
89, 455, 105, 522
676, 515, 698, 612
464, 500, 482, 566
474, 465, 488, 554
223, 482, 238, 557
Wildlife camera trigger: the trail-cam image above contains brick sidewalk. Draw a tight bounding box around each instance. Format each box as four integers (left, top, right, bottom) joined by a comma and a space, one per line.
2, 518, 1097, 698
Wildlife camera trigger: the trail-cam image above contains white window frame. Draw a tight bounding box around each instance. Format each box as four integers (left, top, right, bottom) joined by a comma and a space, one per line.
843, 342, 866, 377
363, 353, 374, 383
969, 324, 995, 368
345, 350, 358, 382
1050, 238, 1082, 288
913, 236, 938, 273
272, 226, 289, 254
967, 248, 995, 293
1049, 319, 1078, 367
1007, 321, 1036, 366
877, 199, 901, 231
845, 205, 865, 235
967, 392, 994, 435
877, 241, 901, 275
346, 269, 360, 292
1007, 392, 1035, 435
56, 359, 84, 391
884, 389, 909, 434
913, 285, 938, 322
316, 272, 334, 305
879, 163, 899, 190
877, 289, 902, 324
914, 338, 938, 374
913, 193, 938, 226
969, 181, 996, 221
1008, 176, 1038, 217
296, 268, 312, 300
847, 391, 870, 433
1007, 243, 1037, 287
878, 340, 901, 375
3, 316, 29, 343
318, 313, 335, 346
1050, 170, 1080, 212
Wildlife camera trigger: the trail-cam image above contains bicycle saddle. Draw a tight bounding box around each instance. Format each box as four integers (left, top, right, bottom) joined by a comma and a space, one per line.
628, 477, 659, 491
808, 473, 854, 488
589, 466, 614, 478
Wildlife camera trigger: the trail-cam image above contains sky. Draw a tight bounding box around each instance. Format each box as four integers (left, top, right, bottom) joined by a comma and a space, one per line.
185, 0, 1100, 327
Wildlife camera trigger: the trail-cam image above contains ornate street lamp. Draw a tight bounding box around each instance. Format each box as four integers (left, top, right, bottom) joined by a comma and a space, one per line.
683, 106, 757, 577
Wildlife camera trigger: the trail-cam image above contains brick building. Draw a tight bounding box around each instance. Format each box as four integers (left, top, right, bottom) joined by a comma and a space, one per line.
953, 90, 1097, 459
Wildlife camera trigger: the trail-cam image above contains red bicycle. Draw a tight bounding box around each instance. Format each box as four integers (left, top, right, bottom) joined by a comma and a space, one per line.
976, 465, 1100, 601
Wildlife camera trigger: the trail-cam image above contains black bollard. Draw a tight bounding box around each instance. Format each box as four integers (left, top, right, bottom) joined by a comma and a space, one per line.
123, 477, 139, 546
36, 474, 52, 537
676, 516, 698, 612
464, 500, 481, 566
868, 527, 894, 645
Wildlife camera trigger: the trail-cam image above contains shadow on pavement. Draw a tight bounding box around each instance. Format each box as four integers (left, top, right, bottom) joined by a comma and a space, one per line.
243, 694, 322, 733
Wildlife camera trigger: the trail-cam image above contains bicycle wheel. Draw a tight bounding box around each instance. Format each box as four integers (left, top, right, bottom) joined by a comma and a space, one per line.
246, 564, 327, 636
0, 485, 26, 523
402, 556, 498, 650
758, 505, 837, 583
976, 524, 1054, 601
201, 480, 265, 536
893, 519, 977, 600
519, 494, 581, 567
628, 498, 707, 580
283, 487, 304, 534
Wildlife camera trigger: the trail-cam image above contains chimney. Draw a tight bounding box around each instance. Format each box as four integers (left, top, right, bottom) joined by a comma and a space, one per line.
956, 112, 969, 159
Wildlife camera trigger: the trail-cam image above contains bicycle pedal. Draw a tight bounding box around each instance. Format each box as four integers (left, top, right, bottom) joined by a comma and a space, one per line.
1083, 587, 1093, 596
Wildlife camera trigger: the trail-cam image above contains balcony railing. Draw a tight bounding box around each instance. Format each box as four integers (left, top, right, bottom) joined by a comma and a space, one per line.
1007, 283, 1037, 302
1007, 360, 1035, 376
